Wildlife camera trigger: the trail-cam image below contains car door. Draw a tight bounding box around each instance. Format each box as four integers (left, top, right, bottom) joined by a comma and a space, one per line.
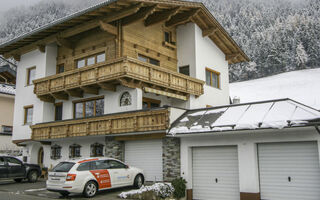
0, 157, 8, 179
107, 160, 131, 187
6, 157, 26, 178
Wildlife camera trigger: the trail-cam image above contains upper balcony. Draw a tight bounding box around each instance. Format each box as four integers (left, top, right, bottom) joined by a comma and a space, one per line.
33, 57, 204, 102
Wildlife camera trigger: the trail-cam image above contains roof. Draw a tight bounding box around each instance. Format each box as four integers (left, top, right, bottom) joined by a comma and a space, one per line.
230, 68, 320, 110
169, 98, 320, 135
0, 0, 249, 64
0, 83, 15, 95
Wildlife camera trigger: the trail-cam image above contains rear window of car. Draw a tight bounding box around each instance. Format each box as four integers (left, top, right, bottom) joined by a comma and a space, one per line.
52, 162, 75, 172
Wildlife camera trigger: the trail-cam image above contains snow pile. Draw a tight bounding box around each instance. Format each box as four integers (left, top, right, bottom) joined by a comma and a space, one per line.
230, 68, 320, 110
119, 183, 174, 199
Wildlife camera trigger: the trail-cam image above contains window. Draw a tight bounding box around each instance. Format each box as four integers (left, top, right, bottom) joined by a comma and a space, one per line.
90, 143, 104, 157
0, 157, 5, 165
6, 157, 22, 166
77, 162, 92, 171
69, 144, 81, 158
26, 67, 36, 85
205, 68, 220, 88
51, 144, 62, 160
107, 160, 126, 169
164, 31, 171, 43
57, 65, 64, 74
76, 52, 106, 69
143, 97, 161, 109
55, 103, 63, 121
52, 162, 75, 172
179, 65, 190, 76
138, 54, 160, 66
120, 92, 132, 107
74, 97, 104, 119
2, 126, 13, 133
24, 105, 33, 125
95, 160, 110, 170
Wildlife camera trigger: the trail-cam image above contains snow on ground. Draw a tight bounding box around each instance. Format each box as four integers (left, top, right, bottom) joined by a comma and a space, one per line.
230, 68, 320, 110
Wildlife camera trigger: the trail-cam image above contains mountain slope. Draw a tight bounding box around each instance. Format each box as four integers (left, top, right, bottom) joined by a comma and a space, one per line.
230, 68, 320, 110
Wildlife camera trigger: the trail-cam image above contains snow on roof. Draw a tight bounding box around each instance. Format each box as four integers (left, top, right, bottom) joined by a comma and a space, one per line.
230, 68, 320, 110
0, 84, 15, 95
169, 99, 320, 135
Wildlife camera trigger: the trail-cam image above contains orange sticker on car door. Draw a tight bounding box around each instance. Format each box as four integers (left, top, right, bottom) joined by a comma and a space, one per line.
90, 170, 111, 189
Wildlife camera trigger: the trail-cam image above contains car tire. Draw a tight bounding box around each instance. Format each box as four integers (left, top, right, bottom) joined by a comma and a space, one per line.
27, 170, 39, 183
134, 174, 144, 189
83, 181, 98, 198
14, 178, 23, 183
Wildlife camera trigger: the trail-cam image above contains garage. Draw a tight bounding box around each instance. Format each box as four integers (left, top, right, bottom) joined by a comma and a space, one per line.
258, 142, 320, 200
192, 146, 240, 200
125, 139, 163, 182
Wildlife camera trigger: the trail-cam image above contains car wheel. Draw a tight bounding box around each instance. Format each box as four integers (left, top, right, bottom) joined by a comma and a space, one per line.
14, 178, 23, 183
27, 170, 39, 183
83, 181, 98, 198
134, 174, 144, 189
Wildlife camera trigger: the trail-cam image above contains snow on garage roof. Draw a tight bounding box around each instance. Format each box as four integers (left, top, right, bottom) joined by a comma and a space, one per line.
169, 98, 320, 135
0, 84, 15, 95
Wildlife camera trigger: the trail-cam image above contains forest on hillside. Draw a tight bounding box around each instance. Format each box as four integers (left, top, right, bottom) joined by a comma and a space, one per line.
0, 0, 319, 82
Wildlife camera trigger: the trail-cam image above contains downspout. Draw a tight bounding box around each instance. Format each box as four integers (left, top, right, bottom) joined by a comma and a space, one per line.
315, 125, 320, 134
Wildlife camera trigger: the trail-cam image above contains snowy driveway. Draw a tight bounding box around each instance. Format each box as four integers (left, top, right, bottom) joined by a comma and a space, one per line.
0, 179, 130, 200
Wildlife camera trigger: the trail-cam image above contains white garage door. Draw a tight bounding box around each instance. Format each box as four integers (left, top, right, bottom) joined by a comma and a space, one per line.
125, 139, 163, 182
258, 142, 320, 200
192, 146, 240, 200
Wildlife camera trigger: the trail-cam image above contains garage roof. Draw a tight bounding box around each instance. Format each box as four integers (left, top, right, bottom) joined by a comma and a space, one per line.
169, 98, 320, 135
0, 0, 249, 64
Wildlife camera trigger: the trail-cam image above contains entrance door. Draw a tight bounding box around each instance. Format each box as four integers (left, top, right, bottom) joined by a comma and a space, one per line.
38, 147, 44, 168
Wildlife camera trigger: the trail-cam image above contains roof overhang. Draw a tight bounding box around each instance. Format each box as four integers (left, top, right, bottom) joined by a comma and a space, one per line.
0, 0, 249, 64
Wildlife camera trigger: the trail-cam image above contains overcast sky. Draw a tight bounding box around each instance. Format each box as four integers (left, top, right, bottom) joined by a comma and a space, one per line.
0, 0, 43, 12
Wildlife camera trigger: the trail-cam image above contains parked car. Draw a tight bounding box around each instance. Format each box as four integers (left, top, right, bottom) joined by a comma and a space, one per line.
0, 155, 41, 183
47, 157, 145, 197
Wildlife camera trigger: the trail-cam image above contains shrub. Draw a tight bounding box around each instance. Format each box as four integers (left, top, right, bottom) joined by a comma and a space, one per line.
171, 177, 187, 199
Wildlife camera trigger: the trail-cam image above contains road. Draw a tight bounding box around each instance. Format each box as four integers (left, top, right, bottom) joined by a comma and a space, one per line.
0, 179, 131, 200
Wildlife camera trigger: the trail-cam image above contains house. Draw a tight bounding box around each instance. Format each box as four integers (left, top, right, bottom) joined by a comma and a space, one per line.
0, 65, 20, 155
230, 68, 320, 110
0, 0, 248, 185
170, 98, 320, 200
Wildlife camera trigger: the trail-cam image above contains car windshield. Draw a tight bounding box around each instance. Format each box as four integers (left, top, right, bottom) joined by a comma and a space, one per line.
52, 162, 75, 172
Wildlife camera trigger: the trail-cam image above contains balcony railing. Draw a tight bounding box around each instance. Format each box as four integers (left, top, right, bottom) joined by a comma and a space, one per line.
31, 108, 169, 141
33, 57, 204, 101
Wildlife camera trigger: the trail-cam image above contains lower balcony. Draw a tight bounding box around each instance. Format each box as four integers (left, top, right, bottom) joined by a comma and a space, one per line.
31, 108, 169, 141
33, 57, 204, 102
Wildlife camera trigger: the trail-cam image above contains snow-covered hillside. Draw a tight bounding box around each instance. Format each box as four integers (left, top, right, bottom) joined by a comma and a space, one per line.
230, 68, 320, 110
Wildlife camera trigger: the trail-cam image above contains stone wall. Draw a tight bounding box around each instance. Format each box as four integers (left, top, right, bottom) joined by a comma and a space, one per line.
105, 137, 124, 161
162, 137, 181, 182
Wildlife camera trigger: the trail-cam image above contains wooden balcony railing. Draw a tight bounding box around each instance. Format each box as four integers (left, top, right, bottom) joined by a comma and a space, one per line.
33, 57, 204, 101
31, 108, 169, 141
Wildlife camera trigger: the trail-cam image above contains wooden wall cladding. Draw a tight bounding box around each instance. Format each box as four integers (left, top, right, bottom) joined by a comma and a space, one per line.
123, 20, 177, 72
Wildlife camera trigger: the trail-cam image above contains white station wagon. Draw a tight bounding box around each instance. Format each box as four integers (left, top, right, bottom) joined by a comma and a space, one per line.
47, 157, 144, 197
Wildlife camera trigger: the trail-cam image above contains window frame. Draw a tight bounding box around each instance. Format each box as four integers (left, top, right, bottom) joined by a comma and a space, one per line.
138, 54, 160, 66
205, 67, 221, 89
1, 126, 13, 133
51, 144, 62, 160
90, 143, 104, 157
69, 144, 81, 158
24, 105, 34, 125
56, 64, 64, 74
26, 66, 36, 86
76, 52, 106, 69
142, 97, 161, 109
73, 96, 104, 119
179, 65, 190, 76
54, 102, 63, 121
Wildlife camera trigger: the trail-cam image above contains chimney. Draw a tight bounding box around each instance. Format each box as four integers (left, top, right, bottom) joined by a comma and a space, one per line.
233, 96, 240, 104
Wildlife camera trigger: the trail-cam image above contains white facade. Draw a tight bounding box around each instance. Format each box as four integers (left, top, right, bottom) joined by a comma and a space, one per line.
179, 127, 320, 198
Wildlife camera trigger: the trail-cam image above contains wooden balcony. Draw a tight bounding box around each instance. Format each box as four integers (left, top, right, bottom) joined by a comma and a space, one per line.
31, 108, 169, 141
33, 57, 204, 102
